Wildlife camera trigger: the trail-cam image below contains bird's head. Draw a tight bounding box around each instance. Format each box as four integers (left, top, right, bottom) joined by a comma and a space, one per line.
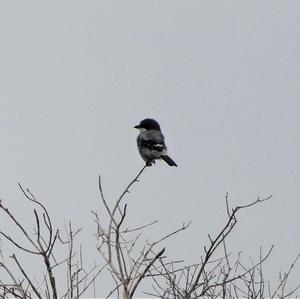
134, 118, 161, 132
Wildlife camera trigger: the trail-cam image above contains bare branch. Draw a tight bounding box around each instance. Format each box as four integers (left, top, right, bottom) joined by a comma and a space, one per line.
11, 254, 42, 299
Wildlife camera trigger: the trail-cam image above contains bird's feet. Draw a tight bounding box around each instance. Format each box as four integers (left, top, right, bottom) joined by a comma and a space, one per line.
146, 160, 156, 167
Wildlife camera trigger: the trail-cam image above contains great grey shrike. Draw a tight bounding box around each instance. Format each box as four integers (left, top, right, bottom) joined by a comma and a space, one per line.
134, 118, 177, 167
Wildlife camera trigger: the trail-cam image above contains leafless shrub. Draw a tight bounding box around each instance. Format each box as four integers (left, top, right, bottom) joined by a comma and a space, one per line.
144, 194, 300, 299
93, 165, 190, 299
0, 168, 299, 299
0, 183, 102, 299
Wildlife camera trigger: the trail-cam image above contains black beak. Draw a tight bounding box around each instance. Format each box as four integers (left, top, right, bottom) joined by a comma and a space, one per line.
134, 125, 140, 129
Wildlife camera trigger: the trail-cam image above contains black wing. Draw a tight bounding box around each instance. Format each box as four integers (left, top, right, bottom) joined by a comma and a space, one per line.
138, 131, 166, 152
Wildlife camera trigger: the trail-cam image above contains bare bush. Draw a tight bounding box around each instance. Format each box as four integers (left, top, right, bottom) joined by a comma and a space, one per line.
93, 165, 190, 299
0, 184, 102, 299
0, 168, 299, 299
144, 194, 300, 299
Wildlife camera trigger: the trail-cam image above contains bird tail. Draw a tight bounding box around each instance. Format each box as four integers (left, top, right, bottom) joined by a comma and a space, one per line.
161, 155, 178, 167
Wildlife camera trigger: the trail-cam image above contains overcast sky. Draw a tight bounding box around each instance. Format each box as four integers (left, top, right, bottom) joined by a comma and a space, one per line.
0, 1, 300, 297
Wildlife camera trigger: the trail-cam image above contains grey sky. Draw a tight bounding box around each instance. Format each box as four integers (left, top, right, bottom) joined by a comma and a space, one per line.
0, 1, 300, 296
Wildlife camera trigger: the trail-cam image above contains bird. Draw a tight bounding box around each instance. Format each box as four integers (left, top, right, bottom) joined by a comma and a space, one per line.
134, 118, 177, 167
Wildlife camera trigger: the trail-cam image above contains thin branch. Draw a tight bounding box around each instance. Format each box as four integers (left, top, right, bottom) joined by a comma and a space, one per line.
11, 254, 42, 299
130, 247, 166, 299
